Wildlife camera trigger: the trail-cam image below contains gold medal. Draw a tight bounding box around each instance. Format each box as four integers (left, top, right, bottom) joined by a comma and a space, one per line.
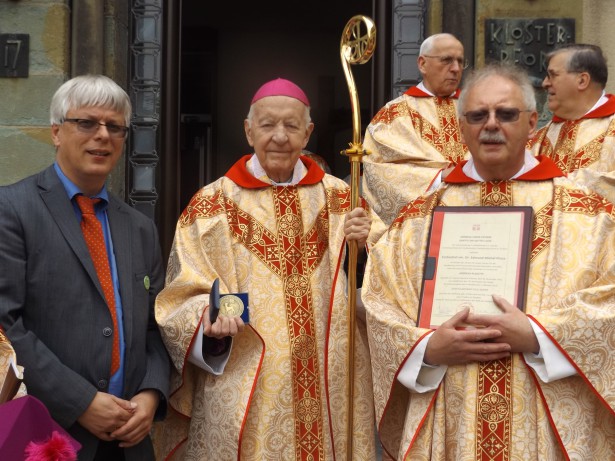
219, 294, 245, 317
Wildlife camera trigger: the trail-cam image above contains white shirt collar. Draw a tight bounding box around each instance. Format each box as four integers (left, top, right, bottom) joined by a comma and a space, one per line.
585, 90, 608, 115
417, 81, 434, 96
248, 154, 307, 186
417, 81, 457, 98
462, 150, 539, 181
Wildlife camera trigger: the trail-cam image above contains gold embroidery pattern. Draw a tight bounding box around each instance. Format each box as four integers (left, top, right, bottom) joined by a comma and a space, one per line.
527, 125, 551, 155
325, 187, 351, 214
369, 97, 466, 163
179, 185, 355, 459
225, 198, 284, 277
237, 186, 352, 460
530, 203, 552, 260
272, 186, 325, 461
410, 100, 467, 163
554, 187, 615, 217
369, 100, 409, 125
551, 121, 604, 173
533, 118, 615, 174
434, 97, 467, 162
474, 184, 514, 460
476, 358, 512, 461
480, 182, 557, 261
481, 182, 513, 207
179, 189, 225, 227
391, 194, 440, 228
216, 185, 335, 460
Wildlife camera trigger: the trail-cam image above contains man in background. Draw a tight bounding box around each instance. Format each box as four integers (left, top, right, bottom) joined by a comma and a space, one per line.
529, 43, 615, 201
362, 33, 469, 227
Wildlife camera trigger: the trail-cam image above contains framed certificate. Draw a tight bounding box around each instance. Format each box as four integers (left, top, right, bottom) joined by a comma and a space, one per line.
417, 206, 533, 329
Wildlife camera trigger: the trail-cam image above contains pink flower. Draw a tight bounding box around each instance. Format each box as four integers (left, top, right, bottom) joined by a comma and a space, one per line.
24, 431, 77, 461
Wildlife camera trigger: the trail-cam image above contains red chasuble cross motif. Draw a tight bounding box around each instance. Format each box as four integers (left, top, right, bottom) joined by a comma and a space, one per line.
531, 119, 615, 175
476, 182, 514, 461
370, 97, 467, 164
551, 121, 605, 173
181, 185, 351, 461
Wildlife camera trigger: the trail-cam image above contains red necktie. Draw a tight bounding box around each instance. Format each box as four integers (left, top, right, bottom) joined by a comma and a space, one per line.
75, 195, 120, 375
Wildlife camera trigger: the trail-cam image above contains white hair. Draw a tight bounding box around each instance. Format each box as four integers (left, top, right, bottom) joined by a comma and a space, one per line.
245, 102, 311, 127
419, 33, 461, 56
50, 74, 131, 126
457, 63, 537, 117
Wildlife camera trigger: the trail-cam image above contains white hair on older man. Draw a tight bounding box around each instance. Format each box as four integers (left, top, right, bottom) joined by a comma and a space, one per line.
419, 33, 461, 56
457, 62, 537, 117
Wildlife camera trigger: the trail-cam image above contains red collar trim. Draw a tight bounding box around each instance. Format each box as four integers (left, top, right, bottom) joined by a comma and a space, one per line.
444, 155, 565, 184
224, 155, 325, 189
552, 94, 615, 122
404, 86, 461, 99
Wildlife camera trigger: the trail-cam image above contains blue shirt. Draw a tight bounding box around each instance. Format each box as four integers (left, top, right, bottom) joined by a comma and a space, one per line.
53, 163, 125, 397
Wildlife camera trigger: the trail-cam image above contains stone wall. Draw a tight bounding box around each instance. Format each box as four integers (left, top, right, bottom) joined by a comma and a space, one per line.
0, 0, 69, 185
2, 0, 615, 188
426, 0, 615, 93
474, 0, 583, 67
583, 0, 615, 94
0, 0, 128, 196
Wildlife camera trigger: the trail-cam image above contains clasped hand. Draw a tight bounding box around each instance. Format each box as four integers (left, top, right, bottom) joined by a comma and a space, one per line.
424, 295, 539, 366
78, 389, 159, 448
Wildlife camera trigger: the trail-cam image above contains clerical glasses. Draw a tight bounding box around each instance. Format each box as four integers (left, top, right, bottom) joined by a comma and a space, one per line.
463, 108, 533, 125
62, 118, 129, 138
423, 55, 469, 69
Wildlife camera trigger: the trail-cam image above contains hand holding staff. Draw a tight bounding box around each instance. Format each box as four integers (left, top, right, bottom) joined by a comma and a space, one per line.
339, 15, 376, 461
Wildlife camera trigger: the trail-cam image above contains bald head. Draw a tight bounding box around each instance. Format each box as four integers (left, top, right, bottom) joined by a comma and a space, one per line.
418, 34, 465, 97
419, 33, 462, 56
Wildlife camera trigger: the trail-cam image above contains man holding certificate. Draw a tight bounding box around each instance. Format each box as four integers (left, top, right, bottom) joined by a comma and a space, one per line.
362, 63, 615, 460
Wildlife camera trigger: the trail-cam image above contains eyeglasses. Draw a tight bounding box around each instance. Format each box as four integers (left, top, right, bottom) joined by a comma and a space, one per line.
463, 108, 533, 125
423, 55, 469, 69
62, 118, 129, 138
544, 70, 579, 81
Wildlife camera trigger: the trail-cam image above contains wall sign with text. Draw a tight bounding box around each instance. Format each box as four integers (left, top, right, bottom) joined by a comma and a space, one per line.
485, 19, 574, 85
0, 34, 29, 78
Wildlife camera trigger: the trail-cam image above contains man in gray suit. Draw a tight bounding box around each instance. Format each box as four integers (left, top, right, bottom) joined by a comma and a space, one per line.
0, 75, 170, 460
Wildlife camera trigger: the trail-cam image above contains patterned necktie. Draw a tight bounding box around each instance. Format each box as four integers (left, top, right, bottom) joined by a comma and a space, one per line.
75, 195, 120, 375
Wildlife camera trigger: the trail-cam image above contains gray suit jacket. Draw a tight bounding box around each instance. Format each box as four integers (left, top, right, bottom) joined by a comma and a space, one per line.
0, 165, 170, 461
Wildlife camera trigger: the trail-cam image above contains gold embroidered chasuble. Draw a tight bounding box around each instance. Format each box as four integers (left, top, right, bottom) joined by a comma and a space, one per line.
0, 329, 26, 399
153, 155, 376, 460
528, 94, 615, 203
362, 86, 469, 226
362, 157, 615, 461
